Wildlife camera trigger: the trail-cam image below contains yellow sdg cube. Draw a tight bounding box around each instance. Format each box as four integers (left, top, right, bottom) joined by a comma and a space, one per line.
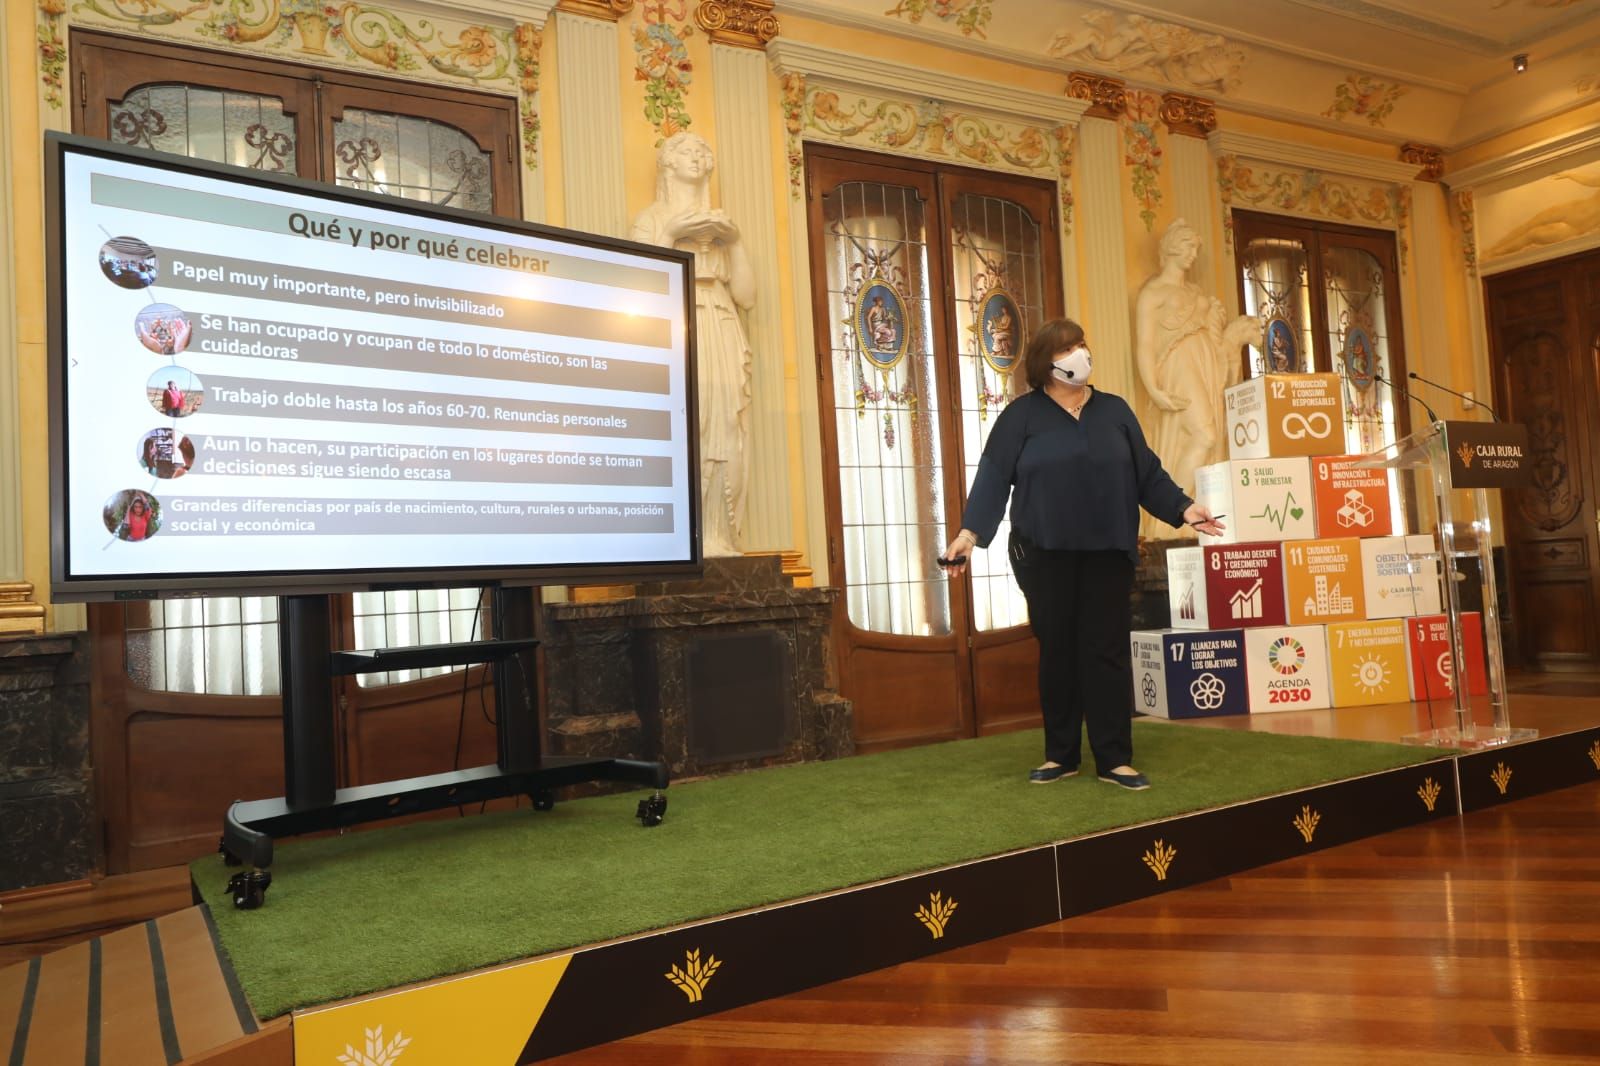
1326, 619, 1412, 707
1282, 537, 1366, 626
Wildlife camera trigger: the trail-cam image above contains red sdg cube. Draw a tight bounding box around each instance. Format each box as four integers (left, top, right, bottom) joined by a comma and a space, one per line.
1405, 612, 1487, 699
1202, 542, 1288, 629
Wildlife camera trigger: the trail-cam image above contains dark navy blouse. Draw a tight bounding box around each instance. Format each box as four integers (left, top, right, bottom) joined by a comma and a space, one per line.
959, 387, 1192, 561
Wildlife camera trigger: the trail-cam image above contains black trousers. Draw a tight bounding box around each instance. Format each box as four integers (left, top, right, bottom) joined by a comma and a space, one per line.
1009, 538, 1135, 775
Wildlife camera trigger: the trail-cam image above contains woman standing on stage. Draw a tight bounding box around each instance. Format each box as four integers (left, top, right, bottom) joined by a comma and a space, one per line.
941, 318, 1224, 791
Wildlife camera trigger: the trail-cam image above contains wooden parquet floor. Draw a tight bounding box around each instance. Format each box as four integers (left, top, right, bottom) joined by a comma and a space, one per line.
549, 779, 1600, 1065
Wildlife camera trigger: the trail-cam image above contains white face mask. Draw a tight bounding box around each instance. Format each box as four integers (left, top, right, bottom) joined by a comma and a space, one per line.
1052, 346, 1092, 385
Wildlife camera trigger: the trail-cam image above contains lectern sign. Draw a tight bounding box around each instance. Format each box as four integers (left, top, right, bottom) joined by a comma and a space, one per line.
1446, 422, 1530, 489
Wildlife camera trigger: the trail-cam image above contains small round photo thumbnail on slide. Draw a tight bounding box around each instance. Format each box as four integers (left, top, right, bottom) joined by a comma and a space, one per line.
135, 303, 192, 356
104, 489, 161, 542
99, 236, 159, 289
145, 365, 205, 418
137, 426, 196, 479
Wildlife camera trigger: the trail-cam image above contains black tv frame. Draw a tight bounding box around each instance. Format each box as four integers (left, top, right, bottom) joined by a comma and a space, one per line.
46, 132, 702, 602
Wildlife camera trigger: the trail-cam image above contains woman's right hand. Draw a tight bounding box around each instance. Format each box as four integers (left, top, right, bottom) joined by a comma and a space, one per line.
940, 530, 976, 576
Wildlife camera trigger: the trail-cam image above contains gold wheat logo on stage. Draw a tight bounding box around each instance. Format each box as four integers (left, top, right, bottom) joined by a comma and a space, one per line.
666, 948, 721, 1004
337, 1025, 410, 1066
1456, 442, 1475, 469
1143, 839, 1177, 881
1293, 805, 1321, 843
1491, 762, 1513, 795
1589, 741, 1600, 771
915, 890, 959, 939
1418, 777, 1442, 811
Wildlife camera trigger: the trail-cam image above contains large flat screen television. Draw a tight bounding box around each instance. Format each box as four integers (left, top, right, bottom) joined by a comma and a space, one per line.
46, 133, 698, 601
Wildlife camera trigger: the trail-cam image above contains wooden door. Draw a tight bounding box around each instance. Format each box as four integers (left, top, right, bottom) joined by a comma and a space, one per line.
1486, 251, 1600, 670
73, 30, 516, 870
804, 146, 1060, 750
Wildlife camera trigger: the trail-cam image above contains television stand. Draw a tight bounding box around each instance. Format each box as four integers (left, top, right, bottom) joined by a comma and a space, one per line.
218, 590, 668, 909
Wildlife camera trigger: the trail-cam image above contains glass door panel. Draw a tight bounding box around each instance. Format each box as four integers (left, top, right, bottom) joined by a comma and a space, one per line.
822, 180, 952, 638
949, 192, 1043, 633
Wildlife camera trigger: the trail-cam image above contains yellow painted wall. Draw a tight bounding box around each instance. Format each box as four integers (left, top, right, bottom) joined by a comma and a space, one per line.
3, 0, 1596, 617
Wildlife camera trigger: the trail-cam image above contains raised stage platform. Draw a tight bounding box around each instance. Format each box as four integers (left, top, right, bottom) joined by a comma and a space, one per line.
4, 690, 1598, 1066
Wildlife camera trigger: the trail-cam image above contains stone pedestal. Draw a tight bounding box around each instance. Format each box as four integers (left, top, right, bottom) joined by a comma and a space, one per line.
0, 633, 94, 892
543, 556, 852, 780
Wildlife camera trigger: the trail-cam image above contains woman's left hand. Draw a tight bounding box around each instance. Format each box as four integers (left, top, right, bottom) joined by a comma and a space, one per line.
1183, 503, 1225, 537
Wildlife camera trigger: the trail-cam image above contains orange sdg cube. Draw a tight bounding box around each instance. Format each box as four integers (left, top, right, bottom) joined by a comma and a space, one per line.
1311, 455, 1393, 538
1283, 537, 1366, 626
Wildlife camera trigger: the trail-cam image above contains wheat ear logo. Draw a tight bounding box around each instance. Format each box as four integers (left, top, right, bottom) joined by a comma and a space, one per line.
1142, 839, 1177, 881
665, 948, 721, 1004
1457, 442, 1475, 468
915, 890, 959, 939
1491, 762, 1513, 795
337, 1026, 410, 1066
1417, 777, 1442, 811
1293, 805, 1321, 843
1588, 740, 1599, 771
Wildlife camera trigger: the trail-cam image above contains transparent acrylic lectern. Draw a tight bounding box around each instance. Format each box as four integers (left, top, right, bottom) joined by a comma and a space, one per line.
1352, 420, 1536, 749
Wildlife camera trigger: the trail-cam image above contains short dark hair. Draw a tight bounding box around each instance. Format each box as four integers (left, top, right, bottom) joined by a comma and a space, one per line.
1022, 318, 1086, 391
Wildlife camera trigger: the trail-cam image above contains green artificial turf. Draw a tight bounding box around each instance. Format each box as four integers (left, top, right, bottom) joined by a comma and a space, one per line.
197, 721, 1440, 1019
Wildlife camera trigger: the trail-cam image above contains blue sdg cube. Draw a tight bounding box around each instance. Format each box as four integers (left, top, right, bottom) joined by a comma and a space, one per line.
1130, 629, 1249, 719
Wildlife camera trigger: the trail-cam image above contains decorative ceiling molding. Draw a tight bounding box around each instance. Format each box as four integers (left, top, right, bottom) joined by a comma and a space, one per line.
1446, 125, 1600, 192
768, 39, 1090, 127
417, 0, 560, 27
696, 0, 779, 49
1067, 72, 1127, 119
1208, 129, 1418, 184
1160, 92, 1217, 138
554, 0, 634, 21
1283, 0, 1600, 53
1400, 142, 1444, 182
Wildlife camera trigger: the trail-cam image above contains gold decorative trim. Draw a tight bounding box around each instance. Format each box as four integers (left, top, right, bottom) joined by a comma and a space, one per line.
1142, 838, 1176, 881
665, 948, 720, 1003
1490, 761, 1512, 795
1293, 805, 1321, 843
694, 0, 778, 49
557, 0, 636, 20
0, 582, 46, 637
1159, 92, 1216, 138
1417, 776, 1442, 811
1066, 72, 1126, 119
1400, 141, 1444, 182
914, 890, 958, 939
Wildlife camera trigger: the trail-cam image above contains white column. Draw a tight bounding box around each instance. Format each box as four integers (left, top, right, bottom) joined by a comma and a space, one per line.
1409, 182, 1454, 405
1169, 134, 1219, 298
554, 12, 627, 236
1076, 115, 1134, 398
711, 43, 790, 553
0, 8, 23, 587
781, 166, 830, 585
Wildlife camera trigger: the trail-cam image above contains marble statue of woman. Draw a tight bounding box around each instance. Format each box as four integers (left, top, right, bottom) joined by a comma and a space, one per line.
630, 132, 756, 557
1135, 219, 1261, 509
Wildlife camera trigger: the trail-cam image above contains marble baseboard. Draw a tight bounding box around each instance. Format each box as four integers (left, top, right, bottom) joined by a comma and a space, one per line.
0, 633, 95, 893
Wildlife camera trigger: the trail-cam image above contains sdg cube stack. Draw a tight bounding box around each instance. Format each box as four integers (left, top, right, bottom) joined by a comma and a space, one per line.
1133, 373, 1485, 719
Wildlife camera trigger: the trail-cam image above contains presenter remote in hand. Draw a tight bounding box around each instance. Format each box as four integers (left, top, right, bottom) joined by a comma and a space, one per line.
940, 319, 1223, 791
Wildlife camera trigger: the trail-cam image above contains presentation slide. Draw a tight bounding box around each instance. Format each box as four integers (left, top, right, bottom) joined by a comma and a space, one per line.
55, 143, 693, 592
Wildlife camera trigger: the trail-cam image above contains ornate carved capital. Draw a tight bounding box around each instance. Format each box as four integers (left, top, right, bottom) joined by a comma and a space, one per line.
555, 0, 635, 21
1159, 92, 1216, 138
1400, 142, 1445, 182
695, 0, 779, 49
1066, 72, 1127, 119
0, 583, 46, 636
